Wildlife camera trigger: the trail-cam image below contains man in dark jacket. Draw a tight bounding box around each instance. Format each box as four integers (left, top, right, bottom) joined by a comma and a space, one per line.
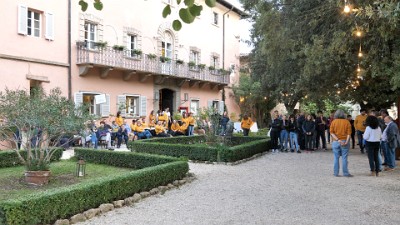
315, 110, 327, 150
382, 116, 400, 171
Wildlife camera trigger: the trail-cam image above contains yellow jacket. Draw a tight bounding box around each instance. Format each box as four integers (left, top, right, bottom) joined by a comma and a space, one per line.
171, 123, 180, 131
155, 125, 166, 135
241, 118, 254, 129
330, 119, 352, 140
115, 116, 124, 126
149, 115, 156, 127
130, 124, 137, 132
135, 124, 145, 133
187, 116, 196, 126
179, 123, 188, 133
354, 114, 367, 132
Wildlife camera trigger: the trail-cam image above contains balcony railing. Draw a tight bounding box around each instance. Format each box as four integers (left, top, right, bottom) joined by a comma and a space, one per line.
76, 45, 229, 85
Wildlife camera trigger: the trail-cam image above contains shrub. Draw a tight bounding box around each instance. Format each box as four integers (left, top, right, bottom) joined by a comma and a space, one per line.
0, 148, 63, 169
129, 136, 271, 162
0, 150, 188, 225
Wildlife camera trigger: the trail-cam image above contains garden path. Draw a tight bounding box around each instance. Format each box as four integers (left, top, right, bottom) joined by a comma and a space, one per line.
77, 147, 400, 225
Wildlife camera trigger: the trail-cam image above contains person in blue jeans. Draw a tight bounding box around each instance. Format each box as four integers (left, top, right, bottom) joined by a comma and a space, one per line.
288, 115, 301, 153
280, 115, 289, 152
329, 109, 353, 177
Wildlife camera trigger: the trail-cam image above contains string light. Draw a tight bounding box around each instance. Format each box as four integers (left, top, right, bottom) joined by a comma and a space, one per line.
344, 0, 351, 13
358, 44, 363, 57
356, 30, 362, 37
357, 64, 361, 72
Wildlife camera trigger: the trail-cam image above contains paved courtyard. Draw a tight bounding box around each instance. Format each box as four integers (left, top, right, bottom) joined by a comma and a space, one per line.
79, 147, 400, 225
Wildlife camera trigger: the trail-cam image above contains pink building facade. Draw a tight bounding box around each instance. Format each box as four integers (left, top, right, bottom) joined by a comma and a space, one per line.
1, 0, 243, 121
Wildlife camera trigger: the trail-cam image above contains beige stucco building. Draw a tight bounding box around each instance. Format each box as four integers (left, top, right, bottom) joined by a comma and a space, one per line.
1, 0, 243, 121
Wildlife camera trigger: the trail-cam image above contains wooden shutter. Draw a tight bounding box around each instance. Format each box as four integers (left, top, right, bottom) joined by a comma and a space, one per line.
117, 95, 126, 117
45, 12, 54, 40
139, 96, 147, 117
101, 94, 110, 117
18, 4, 28, 35
74, 92, 83, 107
219, 101, 224, 115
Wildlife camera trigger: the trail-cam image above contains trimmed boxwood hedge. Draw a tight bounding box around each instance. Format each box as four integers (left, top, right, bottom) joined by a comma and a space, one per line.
138, 135, 206, 144
0, 148, 63, 168
129, 136, 271, 162
0, 149, 188, 225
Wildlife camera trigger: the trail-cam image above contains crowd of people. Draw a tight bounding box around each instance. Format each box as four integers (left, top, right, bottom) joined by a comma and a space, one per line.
269, 108, 400, 177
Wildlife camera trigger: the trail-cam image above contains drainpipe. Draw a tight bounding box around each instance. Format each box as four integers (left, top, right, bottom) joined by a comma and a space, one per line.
67, 0, 72, 100
222, 6, 233, 107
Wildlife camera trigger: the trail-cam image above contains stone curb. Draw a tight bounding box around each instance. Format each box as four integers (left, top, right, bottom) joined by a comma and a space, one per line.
53, 173, 196, 225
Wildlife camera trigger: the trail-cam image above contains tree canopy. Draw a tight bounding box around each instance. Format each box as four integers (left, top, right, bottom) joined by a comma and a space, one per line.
239, 0, 400, 111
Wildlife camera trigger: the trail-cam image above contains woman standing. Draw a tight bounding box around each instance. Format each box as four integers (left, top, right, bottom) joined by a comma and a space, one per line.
288, 115, 301, 153
363, 116, 382, 176
330, 109, 352, 177
149, 110, 156, 128
241, 114, 253, 137
302, 115, 315, 151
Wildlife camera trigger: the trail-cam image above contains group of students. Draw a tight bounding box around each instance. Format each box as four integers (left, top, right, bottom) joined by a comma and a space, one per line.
81, 109, 197, 149
269, 110, 333, 153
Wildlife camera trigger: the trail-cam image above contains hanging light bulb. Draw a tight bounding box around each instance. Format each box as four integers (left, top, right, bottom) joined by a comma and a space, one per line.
357, 64, 361, 72
356, 30, 362, 37
344, 0, 351, 13
358, 44, 363, 57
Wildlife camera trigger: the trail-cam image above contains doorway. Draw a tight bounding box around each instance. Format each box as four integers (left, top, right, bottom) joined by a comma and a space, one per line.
159, 88, 174, 114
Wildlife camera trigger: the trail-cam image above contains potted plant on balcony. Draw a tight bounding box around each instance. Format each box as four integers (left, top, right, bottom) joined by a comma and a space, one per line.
147, 53, 157, 60
113, 45, 125, 51
219, 68, 229, 75
0, 88, 91, 185
176, 59, 184, 65
188, 61, 196, 69
159, 56, 171, 63
131, 49, 142, 56
76, 40, 87, 48
208, 66, 215, 71
94, 41, 107, 49
198, 64, 206, 70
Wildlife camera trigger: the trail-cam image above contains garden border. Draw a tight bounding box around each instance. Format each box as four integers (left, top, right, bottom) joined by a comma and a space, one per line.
0, 149, 188, 225
0, 148, 63, 168
128, 136, 271, 163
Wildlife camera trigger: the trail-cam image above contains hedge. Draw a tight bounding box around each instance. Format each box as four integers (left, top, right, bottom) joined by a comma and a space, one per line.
0, 150, 188, 225
129, 136, 271, 162
0, 148, 63, 168
137, 135, 206, 144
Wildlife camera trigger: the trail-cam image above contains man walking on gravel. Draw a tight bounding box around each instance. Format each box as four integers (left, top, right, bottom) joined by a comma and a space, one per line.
330, 109, 353, 177
382, 116, 399, 171
354, 109, 367, 154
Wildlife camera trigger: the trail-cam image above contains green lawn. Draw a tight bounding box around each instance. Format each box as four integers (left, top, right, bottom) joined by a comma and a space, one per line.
0, 160, 133, 201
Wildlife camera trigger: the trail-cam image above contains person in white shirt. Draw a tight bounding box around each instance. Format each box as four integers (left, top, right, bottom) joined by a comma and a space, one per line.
363, 116, 382, 176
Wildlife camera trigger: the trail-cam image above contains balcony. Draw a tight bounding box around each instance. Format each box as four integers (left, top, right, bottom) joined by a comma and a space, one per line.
76, 45, 230, 87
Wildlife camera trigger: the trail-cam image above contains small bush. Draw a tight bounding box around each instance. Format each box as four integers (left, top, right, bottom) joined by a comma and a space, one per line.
0, 148, 63, 169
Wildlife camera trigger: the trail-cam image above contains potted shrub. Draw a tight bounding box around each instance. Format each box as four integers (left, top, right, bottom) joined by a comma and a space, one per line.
113, 45, 125, 51
176, 59, 184, 65
147, 53, 157, 60
159, 56, 171, 63
188, 61, 196, 68
94, 41, 107, 49
131, 49, 142, 56
198, 64, 206, 70
208, 66, 215, 71
0, 88, 91, 185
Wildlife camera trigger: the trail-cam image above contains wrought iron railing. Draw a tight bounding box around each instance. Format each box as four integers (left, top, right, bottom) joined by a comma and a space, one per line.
76, 45, 229, 84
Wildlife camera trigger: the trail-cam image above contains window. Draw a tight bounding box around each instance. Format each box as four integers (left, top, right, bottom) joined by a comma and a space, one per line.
27, 10, 41, 37
212, 56, 219, 69
162, 32, 173, 60
84, 22, 97, 49
74, 93, 110, 117
126, 96, 139, 117
190, 100, 200, 116
127, 34, 137, 57
190, 50, 199, 65
213, 12, 218, 25
208, 100, 225, 115
117, 95, 147, 117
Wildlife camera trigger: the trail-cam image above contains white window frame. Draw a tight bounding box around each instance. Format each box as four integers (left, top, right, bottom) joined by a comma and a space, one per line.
75, 92, 110, 117
126, 95, 140, 117
27, 9, 41, 37
190, 50, 199, 65
84, 21, 97, 49
190, 99, 200, 116
127, 34, 137, 57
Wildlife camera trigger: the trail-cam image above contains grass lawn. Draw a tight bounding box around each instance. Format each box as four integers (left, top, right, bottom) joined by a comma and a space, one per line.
0, 160, 133, 201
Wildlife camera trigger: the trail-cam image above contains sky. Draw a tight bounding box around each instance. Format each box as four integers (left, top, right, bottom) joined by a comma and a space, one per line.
230, 0, 253, 54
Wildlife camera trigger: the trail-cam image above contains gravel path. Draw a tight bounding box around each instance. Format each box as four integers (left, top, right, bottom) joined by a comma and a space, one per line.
80, 147, 400, 225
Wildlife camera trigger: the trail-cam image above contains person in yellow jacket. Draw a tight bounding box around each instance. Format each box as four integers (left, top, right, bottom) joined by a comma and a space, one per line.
179, 121, 189, 135
149, 110, 156, 127
354, 108, 367, 153
115, 111, 124, 126
187, 112, 196, 136
129, 119, 137, 140
169, 120, 182, 136
135, 120, 152, 139
158, 111, 168, 128
155, 121, 170, 137
241, 114, 254, 136
141, 117, 148, 128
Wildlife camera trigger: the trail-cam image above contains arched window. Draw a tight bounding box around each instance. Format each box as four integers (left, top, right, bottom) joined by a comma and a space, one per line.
162, 31, 173, 59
